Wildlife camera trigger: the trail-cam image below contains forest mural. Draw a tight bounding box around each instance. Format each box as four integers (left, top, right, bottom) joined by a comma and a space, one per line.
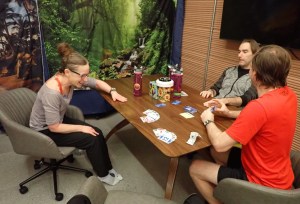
0, 0, 44, 91
39, 0, 176, 80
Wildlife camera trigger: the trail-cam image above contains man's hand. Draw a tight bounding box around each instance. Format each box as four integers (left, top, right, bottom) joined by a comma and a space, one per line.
201, 108, 215, 124
205, 99, 240, 119
200, 89, 214, 98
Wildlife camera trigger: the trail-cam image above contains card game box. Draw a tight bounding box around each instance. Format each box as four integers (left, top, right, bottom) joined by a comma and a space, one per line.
149, 81, 158, 99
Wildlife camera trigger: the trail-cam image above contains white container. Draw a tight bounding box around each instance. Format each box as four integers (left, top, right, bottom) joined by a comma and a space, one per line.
156, 77, 174, 102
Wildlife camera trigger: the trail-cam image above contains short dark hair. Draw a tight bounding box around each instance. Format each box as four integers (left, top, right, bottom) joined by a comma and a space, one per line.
242, 39, 260, 54
252, 45, 291, 87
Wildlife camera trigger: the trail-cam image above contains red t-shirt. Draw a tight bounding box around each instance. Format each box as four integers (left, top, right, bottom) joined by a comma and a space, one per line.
226, 86, 297, 189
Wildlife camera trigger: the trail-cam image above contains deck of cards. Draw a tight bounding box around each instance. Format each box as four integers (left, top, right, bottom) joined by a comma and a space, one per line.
153, 128, 177, 144
140, 109, 160, 123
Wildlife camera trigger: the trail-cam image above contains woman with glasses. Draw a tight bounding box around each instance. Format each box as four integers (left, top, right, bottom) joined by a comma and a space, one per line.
29, 42, 127, 186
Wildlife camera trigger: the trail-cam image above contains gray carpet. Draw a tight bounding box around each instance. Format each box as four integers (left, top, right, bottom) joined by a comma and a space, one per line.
0, 112, 209, 204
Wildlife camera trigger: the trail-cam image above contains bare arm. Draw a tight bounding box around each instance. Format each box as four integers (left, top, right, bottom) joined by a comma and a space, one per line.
218, 86, 257, 107
219, 97, 243, 107
95, 79, 127, 102
48, 123, 99, 136
201, 108, 237, 152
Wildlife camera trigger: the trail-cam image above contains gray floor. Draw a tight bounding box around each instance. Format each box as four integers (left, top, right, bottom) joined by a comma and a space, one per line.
0, 112, 209, 204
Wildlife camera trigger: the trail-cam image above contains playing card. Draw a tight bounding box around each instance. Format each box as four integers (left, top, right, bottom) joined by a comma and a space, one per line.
181, 91, 188, 96
180, 112, 194, 118
186, 132, 202, 145
154, 129, 177, 144
141, 109, 160, 123
184, 106, 197, 114
172, 100, 181, 105
155, 103, 166, 107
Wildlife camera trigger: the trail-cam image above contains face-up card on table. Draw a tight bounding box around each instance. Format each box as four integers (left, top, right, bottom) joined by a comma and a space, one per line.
184, 106, 197, 114
153, 128, 177, 144
180, 112, 194, 118
172, 100, 181, 105
155, 103, 166, 108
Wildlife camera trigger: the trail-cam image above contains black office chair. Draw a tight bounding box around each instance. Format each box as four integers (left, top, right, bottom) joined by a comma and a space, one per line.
0, 88, 93, 201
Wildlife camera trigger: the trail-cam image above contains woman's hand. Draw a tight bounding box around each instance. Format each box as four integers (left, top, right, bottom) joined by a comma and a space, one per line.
111, 91, 127, 102
81, 125, 99, 136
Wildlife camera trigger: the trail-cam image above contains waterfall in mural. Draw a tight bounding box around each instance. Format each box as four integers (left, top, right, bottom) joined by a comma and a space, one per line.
39, 0, 176, 80
0, 0, 44, 91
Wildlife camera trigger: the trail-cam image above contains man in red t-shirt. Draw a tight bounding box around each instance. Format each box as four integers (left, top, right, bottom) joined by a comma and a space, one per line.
188, 45, 297, 204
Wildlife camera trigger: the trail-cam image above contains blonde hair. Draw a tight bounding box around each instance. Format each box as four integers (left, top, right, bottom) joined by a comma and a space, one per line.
57, 42, 88, 73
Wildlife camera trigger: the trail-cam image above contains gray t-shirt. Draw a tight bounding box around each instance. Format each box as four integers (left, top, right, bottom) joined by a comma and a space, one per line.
30, 77, 96, 131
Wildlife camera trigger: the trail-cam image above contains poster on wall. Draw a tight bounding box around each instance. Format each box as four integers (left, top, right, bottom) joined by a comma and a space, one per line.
39, 0, 176, 80
0, 0, 44, 92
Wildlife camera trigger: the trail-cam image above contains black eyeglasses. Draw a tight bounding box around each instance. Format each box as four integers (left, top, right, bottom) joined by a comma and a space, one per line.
69, 69, 89, 79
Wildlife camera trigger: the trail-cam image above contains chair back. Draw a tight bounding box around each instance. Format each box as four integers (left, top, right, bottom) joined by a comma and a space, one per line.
0, 88, 69, 159
0, 88, 36, 127
291, 150, 300, 188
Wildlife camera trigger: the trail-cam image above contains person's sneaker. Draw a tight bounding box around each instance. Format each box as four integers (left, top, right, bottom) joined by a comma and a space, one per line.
183, 193, 206, 204
109, 169, 123, 180
98, 173, 121, 186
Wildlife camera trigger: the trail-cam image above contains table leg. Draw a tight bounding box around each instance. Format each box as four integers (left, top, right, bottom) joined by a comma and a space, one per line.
164, 157, 179, 199
105, 119, 129, 141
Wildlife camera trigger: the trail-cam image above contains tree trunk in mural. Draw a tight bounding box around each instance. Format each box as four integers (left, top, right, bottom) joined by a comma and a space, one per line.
0, 0, 44, 91
39, 0, 175, 79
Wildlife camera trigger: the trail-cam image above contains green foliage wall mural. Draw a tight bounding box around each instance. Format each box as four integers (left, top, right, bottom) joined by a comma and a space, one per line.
39, 0, 175, 79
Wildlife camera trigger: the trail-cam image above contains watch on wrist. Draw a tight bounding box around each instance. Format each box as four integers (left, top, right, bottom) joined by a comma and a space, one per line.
109, 87, 116, 94
203, 119, 214, 126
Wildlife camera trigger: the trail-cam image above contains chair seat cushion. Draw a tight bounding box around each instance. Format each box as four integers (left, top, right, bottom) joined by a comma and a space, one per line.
105, 190, 178, 204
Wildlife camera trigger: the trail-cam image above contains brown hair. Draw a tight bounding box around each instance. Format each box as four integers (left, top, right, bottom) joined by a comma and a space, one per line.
252, 45, 291, 88
57, 42, 88, 73
242, 39, 260, 54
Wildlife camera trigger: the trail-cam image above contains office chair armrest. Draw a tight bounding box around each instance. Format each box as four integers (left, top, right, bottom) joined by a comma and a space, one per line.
214, 178, 300, 204
75, 176, 108, 204
66, 105, 84, 121
2, 119, 65, 159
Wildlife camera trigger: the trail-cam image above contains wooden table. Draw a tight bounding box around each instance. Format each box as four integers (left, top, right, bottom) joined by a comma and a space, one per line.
100, 74, 235, 199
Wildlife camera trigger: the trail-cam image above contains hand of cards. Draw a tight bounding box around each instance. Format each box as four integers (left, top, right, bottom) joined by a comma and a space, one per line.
153, 128, 177, 144
140, 109, 160, 123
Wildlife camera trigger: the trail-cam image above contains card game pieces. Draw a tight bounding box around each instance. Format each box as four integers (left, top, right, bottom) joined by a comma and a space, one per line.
181, 91, 188, 96
210, 106, 216, 112
172, 100, 181, 105
155, 103, 166, 107
186, 132, 202, 145
180, 112, 194, 118
140, 109, 160, 123
184, 106, 197, 114
153, 128, 177, 144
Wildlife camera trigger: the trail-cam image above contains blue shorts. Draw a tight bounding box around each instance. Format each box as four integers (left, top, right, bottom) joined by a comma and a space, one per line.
217, 147, 248, 183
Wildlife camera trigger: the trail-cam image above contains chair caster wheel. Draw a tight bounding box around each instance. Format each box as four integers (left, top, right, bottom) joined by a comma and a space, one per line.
85, 171, 93, 177
67, 155, 75, 163
19, 186, 28, 194
34, 160, 43, 169
55, 193, 64, 201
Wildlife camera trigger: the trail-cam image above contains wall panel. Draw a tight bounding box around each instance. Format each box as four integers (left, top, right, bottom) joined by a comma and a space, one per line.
182, 0, 300, 151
